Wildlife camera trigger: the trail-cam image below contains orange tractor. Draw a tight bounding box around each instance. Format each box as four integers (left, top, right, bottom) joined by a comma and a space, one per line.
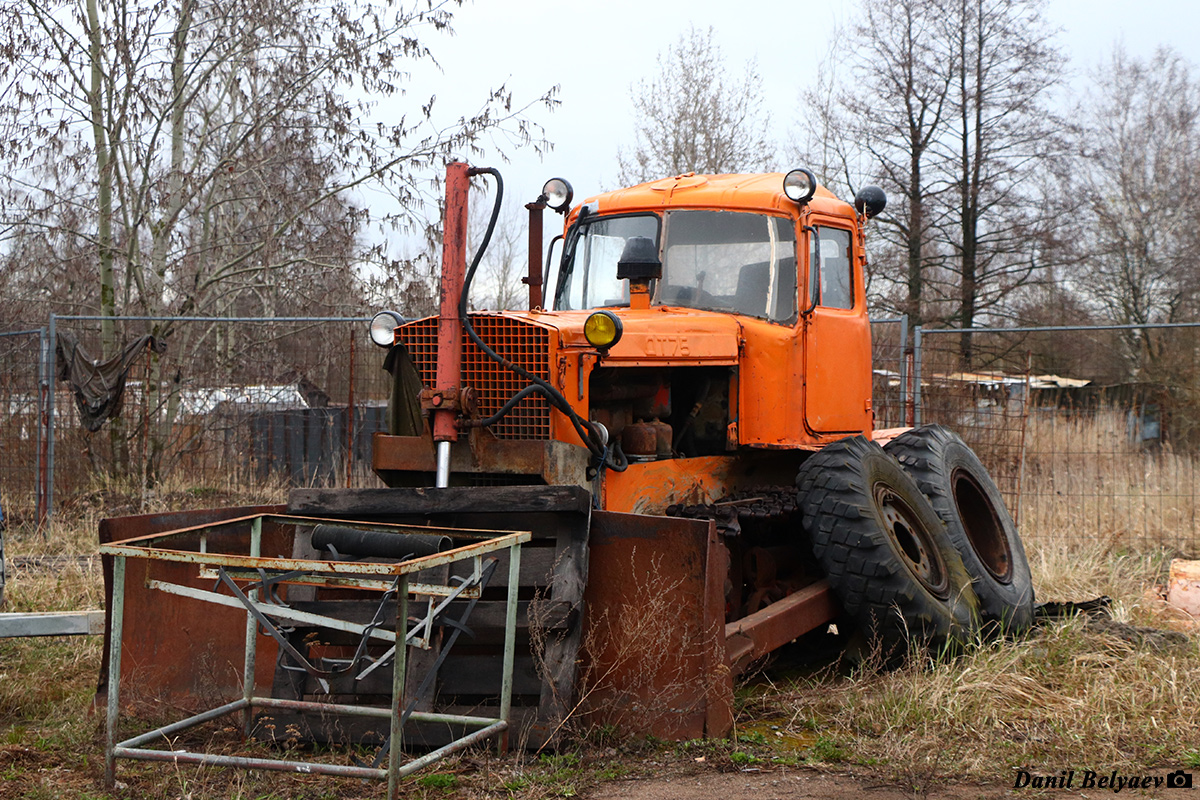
100, 163, 1032, 756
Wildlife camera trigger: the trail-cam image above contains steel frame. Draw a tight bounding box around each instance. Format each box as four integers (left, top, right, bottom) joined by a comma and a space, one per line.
100, 513, 528, 799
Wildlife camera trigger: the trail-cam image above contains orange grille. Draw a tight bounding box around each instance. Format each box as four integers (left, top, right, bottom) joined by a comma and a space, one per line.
398, 315, 552, 440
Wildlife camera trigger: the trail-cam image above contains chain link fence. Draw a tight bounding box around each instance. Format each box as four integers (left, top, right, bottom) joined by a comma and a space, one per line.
899, 322, 1200, 555
870, 317, 910, 430
45, 316, 390, 519
0, 329, 48, 529
2, 314, 1199, 556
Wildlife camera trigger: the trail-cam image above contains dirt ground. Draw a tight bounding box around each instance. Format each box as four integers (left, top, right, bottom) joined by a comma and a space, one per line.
582, 765, 1131, 799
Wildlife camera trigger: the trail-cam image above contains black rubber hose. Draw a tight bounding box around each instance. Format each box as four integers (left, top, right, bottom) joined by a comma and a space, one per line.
311, 525, 450, 560
457, 383, 544, 428
458, 168, 611, 463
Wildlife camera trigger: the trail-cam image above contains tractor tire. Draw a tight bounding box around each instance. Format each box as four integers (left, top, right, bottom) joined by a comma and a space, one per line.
796, 436, 980, 657
885, 425, 1034, 634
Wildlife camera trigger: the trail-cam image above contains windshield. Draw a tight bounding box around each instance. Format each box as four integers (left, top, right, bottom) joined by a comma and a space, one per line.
555, 214, 660, 310
553, 209, 797, 323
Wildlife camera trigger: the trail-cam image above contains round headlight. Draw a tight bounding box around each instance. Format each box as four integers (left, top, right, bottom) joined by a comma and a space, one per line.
542, 178, 574, 213
584, 311, 623, 351
783, 168, 817, 204
369, 310, 405, 347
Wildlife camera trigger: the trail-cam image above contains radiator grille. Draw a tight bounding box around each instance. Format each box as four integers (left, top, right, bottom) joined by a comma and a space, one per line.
398, 315, 552, 440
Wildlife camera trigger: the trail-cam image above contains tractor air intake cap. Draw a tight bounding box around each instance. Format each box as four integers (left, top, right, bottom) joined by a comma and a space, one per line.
615, 236, 662, 281
854, 185, 888, 218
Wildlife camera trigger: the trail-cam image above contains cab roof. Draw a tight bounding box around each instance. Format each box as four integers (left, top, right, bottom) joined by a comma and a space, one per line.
576, 172, 855, 220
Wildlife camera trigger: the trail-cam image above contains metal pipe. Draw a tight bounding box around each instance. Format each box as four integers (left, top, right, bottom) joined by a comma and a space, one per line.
104, 555, 126, 787
915, 321, 1200, 334
499, 541, 521, 753
346, 328, 356, 488
243, 517, 262, 737
898, 314, 910, 428
394, 721, 508, 778
387, 575, 409, 800
46, 313, 56, 523
146, 579, 398, 639
525, 201, 544, 309
435, 440, 451, 488
244, 697, 505, 728
112, 745, 388, 779
913, 326, 923, 426
57, 315, 370, 323
433, 162, 471, 447
103, 528, 529, 576
35, 327, 47, 528
118, 698, 250, 749
1016, 350, 1033, 528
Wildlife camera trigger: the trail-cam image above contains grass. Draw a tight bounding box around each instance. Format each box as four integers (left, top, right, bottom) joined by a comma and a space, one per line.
974, 408, 1200, 555
2, 421, 1199, 796
733, 544, 1200, 789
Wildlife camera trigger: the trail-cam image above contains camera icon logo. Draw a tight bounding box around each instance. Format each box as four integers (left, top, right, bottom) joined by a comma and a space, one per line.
1166, 770, 1193, 789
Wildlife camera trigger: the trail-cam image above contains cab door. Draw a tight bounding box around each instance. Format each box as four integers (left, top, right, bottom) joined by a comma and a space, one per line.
802, 220, 873, 435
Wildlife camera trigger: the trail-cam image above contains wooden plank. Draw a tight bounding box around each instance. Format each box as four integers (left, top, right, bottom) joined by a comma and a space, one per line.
535, 506, 590, 741
254, 705, 543, 749
288, 653, 542, 700
304, 409, 324, 485
405, 562, 448, 712
288, 485, 592, 517
437, 653, 541, 696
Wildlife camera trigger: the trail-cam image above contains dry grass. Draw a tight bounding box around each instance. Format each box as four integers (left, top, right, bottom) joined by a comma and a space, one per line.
994, 409, 1200, 555
5, 424, 1200, 795
740, 543, 1200, 790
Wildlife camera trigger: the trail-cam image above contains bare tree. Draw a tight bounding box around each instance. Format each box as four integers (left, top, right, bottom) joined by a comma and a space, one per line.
465, 187, 529, 311
1072, 46, 1200, 361
800, 0, 1066, 356
0, 0, 556, 479
617, 26, 773, 184
801, 0, 955, 327
939, 0, 1067, 364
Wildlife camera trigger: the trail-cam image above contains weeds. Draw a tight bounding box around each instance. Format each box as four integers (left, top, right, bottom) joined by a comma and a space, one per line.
3, 420, 1199, 795
738, 542, 1200, 785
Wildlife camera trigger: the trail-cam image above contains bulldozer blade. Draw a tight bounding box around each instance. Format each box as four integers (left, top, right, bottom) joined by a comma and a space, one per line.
580, 510, 733, 740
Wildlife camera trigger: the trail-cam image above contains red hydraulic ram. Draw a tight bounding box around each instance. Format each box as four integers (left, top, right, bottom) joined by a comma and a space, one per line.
432, 162, 471, 485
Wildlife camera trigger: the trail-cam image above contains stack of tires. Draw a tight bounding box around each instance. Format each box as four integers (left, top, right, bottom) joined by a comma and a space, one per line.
796, 425, 1034, 657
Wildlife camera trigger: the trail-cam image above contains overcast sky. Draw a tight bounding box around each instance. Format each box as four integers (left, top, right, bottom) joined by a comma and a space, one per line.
380, 0, 1200, 259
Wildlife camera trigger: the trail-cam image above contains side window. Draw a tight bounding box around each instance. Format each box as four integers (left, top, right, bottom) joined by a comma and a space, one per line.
808, 227, 853, 310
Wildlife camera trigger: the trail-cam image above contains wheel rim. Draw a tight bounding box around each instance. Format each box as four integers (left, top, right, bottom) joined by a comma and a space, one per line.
872, 482, 951, 599
951, 467, 1014, 583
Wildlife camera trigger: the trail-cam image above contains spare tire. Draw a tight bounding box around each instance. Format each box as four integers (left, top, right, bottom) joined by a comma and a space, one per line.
885, 425, 1034, 634
795, 436, 980, 656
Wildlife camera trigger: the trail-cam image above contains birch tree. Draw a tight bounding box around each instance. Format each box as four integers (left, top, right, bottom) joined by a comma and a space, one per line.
0, 0, 556, 479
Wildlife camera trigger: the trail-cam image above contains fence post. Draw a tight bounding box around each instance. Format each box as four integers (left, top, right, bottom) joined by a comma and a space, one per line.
912, 326, 923, 427
346, 328, 356, 489
898, 314, 910, 427
35, 327, 47, 528
45, 314, 57, 527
